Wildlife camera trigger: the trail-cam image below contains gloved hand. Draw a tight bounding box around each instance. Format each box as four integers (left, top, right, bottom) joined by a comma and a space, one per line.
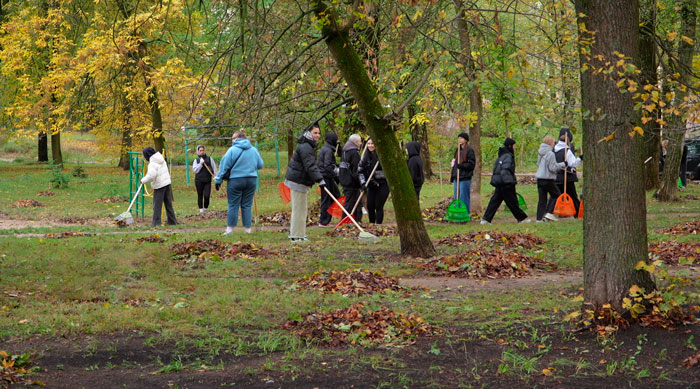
215, 183, 221, 191
563, 161, 568, 167
361, 183, 368, 191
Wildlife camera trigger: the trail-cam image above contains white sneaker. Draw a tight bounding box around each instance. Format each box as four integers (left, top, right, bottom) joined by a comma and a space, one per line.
519, 219, 532, 224
245, 228, 252, 234
544, 213, 558, 221
480, 219, 491, 225
199, 208, 205, 214
223, 227, 233, 235
536, 219, 544, 223
362, 207, 368, 215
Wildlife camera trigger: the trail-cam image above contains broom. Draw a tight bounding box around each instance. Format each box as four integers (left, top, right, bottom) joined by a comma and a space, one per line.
324, 186, 380, 243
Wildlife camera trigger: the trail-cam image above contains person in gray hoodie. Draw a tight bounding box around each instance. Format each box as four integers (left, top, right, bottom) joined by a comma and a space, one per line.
535, 135, 566, 222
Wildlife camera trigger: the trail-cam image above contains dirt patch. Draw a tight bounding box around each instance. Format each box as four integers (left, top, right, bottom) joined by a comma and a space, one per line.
283, 303, 440, 346
649, 241, 700, 265
659, 220, 700, 235
401, 271, 581, 295
420, 249, 555, 279
182, 210, 227, 222
36, 190, 55, 197
435, 232, 545, 250
56, 217, 89, 225
43, 231, 94, 239
295, 270, 402, 295
12, 199, 43, 208
325, 224, 397, 238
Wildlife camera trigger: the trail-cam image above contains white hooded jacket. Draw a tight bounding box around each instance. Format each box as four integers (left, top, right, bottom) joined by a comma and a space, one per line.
141, 152, 172, 190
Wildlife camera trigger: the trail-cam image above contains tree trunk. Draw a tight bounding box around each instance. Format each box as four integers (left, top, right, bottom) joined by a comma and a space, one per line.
117, 104, 133, 170
315, 1, 435, 257
574, 0, 655, 310
38, 132, 48, 162
656, 0, 695, 201
454, 0, 483, 214
640, 0, 660, 190
287, 128, 294, 162
51, 130, 63, 167
146, 82, 166, 153
408, 104, 433, 179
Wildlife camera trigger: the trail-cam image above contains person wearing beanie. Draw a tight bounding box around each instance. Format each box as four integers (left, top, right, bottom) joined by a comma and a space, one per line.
141, 147, 178, 226
317, 131, 341, 226
450, 132, 476, 214
192, 145, 218, 215
481, 138, 530, 224
284, 123, 326, 242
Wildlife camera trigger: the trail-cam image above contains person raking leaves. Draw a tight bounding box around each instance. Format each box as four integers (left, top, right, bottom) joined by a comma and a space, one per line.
141, 147, 178, 226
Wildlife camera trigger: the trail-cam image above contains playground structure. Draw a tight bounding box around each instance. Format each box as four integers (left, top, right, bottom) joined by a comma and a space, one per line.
127, 151, 145, 218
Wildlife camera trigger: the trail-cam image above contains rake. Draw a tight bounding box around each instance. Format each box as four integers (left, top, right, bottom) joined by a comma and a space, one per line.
323, 187, 380, 244
115, 183, 144, 225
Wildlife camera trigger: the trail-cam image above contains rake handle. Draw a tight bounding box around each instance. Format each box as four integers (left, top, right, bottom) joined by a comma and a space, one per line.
323, 186, 365, 233
127, 184, 144, 213
349, 161, 380, 216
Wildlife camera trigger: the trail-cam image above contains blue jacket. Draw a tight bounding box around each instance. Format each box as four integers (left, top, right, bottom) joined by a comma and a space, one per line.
215, 139, 264, 183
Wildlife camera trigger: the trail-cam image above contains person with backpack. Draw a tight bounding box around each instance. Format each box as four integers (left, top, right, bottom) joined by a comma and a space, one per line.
450, 132, 476, 214
360, 139, 390, 224
215, 130, 264, 235
192, 145, 218, 215
406, 141, 424, 201
535, 135, 566, 222
284, 124, 326, 242
317, 131, 341, 227
554, 128, 582, 217
141, 147, 178, 226
481, 138, 530, 224
339, 134, 364, 223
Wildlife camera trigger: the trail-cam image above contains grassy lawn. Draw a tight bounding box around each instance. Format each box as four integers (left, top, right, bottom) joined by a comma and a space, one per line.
2, 159, 700, 387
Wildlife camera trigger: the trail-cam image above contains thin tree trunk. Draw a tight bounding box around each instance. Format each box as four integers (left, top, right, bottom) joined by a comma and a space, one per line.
575, 0, 655, 310
38, 132, 48, 162
640, 0, 660, 190
314, 1, 435, 257
656, 0, 695, 201
117, 103, 133, 170
51, 131, 63, 167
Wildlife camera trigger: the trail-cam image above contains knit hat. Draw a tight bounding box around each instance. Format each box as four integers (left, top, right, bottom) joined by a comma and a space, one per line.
142, 147, 156, 161
504, 138, 516, 147
458, 132, 469, 142
559, 128, 573, 141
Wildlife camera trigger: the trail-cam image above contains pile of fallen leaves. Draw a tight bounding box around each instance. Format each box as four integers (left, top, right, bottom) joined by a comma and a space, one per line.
326, 224, 397, 238
183, 210, 227, 222
136, 234, 166, 243
295, 270, 401, 295
171, 239, 275, 261
44, 231, 94, 239
12, 199, 43, 208
421, 198, 452, 222
420, 249, 553, 278
517, 176, 537, 185
36, 190, 55, 197
435, 232, 545, 250
283, 303, 440, 346
57, 216, 88, 224
1, 351, 40, 387
682, 195, 700, 201
648, 241, 700, 265
260, 201, 321, 226
217, 191, 227, 198
660, 220, 700, 235
95, 196, 122, 204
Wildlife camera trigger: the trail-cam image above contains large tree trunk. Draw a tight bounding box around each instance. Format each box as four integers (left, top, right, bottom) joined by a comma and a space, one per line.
51, 131, 63, 167
575, 0, 655, 310
656, 0, 695, 201
146, 82, 166, 153
117, 104, 132, 170
38, 132, 48, 162
408, 104, 433, 179
315, 1, 435, 257
454, 0, 483, 213
640, 0, 660, 190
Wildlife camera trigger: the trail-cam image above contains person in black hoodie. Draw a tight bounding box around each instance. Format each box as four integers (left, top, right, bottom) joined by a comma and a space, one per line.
338, 134, 364, 222
406, 141, 424, 201
317, 131, 341, 226
284, 123, 326, 242
481, 138, 530, 224
192, 145, 218, 215
450, 132, 476, 213
360, 139, 390, 224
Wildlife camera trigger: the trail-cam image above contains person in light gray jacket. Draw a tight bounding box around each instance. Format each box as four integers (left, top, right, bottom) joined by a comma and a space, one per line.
535, 135, 566, 222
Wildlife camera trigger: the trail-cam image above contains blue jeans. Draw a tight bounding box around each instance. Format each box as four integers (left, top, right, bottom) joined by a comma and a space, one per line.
453, 179, 471, 213
227, 177, 257, 227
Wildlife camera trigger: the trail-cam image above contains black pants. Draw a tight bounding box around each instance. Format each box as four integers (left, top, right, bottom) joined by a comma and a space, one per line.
319, 177, 341, 225
342, 186, 363, 223
367, 181, 390, 224
556, 181, 580, 217
195, 180, 211, 209
414, 186, 422, 202
680, 161, 688, 187
152, 184, 177, 226
483, 184, 527, 222
536, 179, 560, 220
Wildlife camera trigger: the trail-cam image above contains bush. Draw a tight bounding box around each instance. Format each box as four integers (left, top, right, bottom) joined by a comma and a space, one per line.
49, 163, 70, 188
72, 166, 88, 178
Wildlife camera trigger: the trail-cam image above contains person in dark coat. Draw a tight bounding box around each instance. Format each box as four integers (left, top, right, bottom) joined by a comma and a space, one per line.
481, 138, 530, 224
680, 143, 689, 188
317, 131, 341, 226
406, 141, 424, 201
284, 124, 326, 242
192, 145, 218, 215
360, 139, 390, 224
338, 134, 364, 222
554, 128, 582, 217
450, 132, 476, 213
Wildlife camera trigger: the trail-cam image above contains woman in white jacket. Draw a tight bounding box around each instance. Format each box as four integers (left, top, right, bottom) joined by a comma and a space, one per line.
141, 147, 178, 226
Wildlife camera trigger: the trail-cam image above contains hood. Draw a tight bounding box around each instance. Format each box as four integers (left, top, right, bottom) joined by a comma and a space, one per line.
406, 141, 421, 157
554, 141, 569, 152
497, 146, 512, 157
343, 140, 359, 152
233, 138, 252, 150
297, 133, 317, 148
325, 133, 338, 147
149, 152, 165, 165
538, 143, 553, 156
